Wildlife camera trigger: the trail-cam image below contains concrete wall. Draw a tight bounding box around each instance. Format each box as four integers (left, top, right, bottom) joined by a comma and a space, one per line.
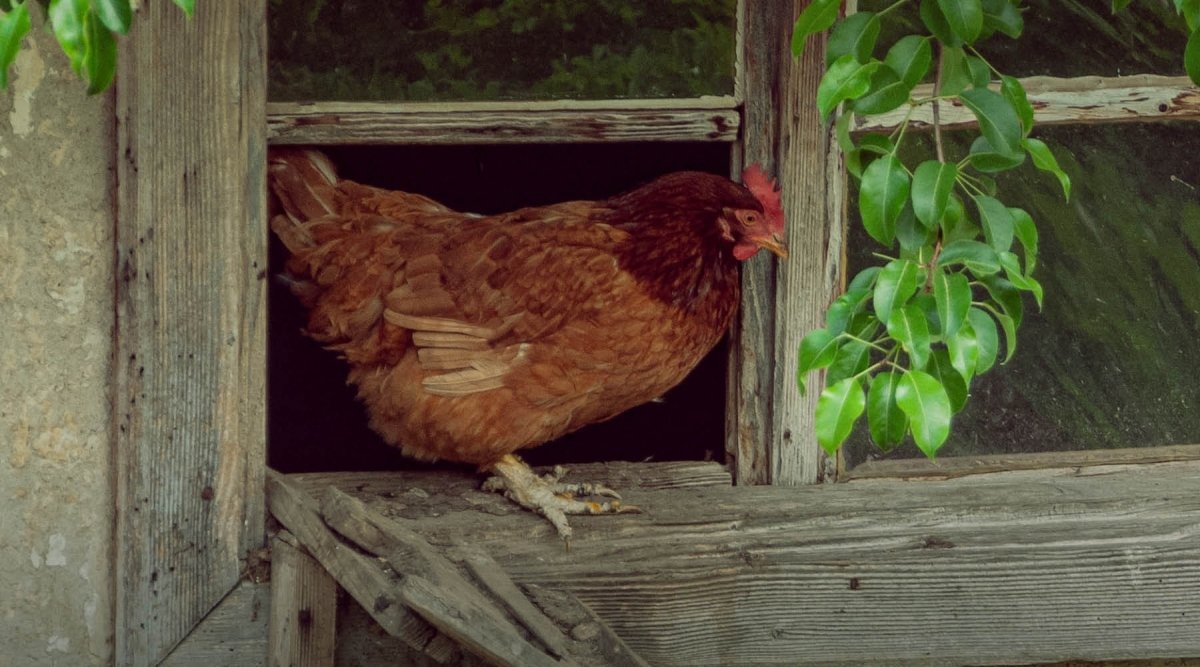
0, 13, 115, 666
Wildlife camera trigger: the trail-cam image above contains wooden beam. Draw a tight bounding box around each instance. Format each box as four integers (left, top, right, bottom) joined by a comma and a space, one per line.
845, 443, 1200, 481
854, 75, 1200, 134
160, 582, 270, 667
268, 535, 337, 667
266, 98, 740, 145
115, 1, 267, 663
286, 462, 1200, 666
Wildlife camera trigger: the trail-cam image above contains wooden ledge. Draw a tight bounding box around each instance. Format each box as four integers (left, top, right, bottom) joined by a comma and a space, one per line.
266, 459, 1200, 665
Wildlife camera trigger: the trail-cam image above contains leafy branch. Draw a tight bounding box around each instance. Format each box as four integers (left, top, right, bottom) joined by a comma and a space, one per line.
794, 0, 1200, 459
0, 0, 194, 93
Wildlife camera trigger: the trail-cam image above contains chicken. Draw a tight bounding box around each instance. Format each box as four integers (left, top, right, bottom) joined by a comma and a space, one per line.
268, 149, 786, 540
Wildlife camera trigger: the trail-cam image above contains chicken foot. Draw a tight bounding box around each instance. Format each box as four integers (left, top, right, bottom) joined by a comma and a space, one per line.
482, 454, 640, 542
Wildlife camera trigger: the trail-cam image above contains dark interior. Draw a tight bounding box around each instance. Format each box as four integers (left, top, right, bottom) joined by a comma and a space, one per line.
268, 142, 733, 473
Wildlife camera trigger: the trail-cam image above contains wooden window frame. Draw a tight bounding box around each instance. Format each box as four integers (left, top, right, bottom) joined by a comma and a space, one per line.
114, 1, 1200, 664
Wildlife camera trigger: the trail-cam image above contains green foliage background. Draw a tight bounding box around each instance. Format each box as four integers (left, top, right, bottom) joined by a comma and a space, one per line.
268, 0, 735, 101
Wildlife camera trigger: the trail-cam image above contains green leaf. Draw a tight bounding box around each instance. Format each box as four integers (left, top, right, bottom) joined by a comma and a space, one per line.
1001, 75, 1034, 135
792, 0, 839, 59
171, 0, 194, 19
928, 349, 969, 413
983, 0, 1024, 37
947, 319, 980, 381
920, 0, 962, 47
817, 54, 882, 120
939, 46, 972, 97
966, 308, 999, 374
887, 302, 932, 370
911, 160, 958, 229
960, 87, 1023, 157
826, 287, 872, 335
873, 258, 921, 323
827, 12, 880, 65
974, 194, 1015, 252
1112, 0, 1133, 11
933, 270, 972, 339
937, 0, 983, 43
968, 135, 1026, 173
896, 201, 935, 255
867, 370, 908, 450
896, 370, 952, 457
92, 0, 130, 34
937, 240, 1001, 275
48, 0, 87, 73
816, 377, 867, 455
1000, 252, 1044, 309
993, 309, 1018, 362
848, 266, 883, 293
885, 35, 932, 87
1023, 137, 1072, 200
981, 275, 1024, 328
1188, 27, 1200, 87
853, 66, 913, 115
1179, 0, 1200, 31
82, 9, 116, 94
966, 55, 991, 88
847, 133, 894, 179
798, 328, 840, 395
826, 339, 870, 387
859, 153, 910, 245
1010, 207, 1039, 273
0, 0, 30, 88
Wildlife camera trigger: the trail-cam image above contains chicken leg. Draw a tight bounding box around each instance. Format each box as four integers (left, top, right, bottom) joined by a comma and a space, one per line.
482, 454, 640, 542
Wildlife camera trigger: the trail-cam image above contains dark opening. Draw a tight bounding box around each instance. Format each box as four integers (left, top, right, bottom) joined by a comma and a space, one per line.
268, 142, 733, 473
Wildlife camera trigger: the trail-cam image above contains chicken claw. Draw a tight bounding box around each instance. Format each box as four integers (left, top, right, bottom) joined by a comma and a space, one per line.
483, 455, 641, 542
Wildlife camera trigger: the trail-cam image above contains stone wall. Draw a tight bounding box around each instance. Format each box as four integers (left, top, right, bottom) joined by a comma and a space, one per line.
0, 12, 114, 665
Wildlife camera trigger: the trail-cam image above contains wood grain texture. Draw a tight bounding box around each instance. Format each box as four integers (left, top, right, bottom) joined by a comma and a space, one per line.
846, 443, 1200, 480
160, 582, 270, 667
854, 75, 1200, 134
727, 0, 792, 485
264, 471, 441, 655
114, 1, 267, 663
770, 0, 843, 486
267, 98, 740, 145
290, 462, 1200, 666
268, 537, 337, 667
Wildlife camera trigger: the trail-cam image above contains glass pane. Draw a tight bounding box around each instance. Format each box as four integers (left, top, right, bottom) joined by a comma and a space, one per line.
268, 0, 736, 102
844, 122, 1200, 468
859, 0, 1190, 78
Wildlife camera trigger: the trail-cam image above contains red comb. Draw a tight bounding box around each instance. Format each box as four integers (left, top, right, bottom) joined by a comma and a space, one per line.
743, 164, 785, 233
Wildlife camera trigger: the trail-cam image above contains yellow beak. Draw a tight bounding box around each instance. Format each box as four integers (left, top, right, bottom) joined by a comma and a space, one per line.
756, 234, 789, 260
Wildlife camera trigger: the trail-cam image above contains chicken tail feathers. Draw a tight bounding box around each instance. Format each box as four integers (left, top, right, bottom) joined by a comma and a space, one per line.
268, 148, 341, 252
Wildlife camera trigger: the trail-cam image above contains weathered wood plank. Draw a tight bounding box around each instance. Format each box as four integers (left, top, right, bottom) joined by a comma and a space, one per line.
267, 98, 740, 145
159, 581, 269, 667
296, 462, 1200, 665
455, 548, 571, 659
269, 536, 337, 666
854, 75, 1200, 134
114, 1, 267, 663
770, 0, 843, 486
846, 443, 1200, 480
727, 0, 793, 485
264, 471, 441, 655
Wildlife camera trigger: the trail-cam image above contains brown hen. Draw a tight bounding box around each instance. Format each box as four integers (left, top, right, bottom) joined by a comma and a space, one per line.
268, 149, 786, 540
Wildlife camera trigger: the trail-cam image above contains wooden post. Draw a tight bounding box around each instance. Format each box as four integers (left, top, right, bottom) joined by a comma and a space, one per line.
269, 536, 338, 667
730, 0, 840, 486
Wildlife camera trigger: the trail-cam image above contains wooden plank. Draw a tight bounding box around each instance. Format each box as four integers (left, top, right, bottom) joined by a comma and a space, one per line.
769, 0, 844, 486
267, 97, 740, 145
854, 75, 1200, 134
114, 1, 267, 663
300, 462, 1200, 666
160, 581, 270, 667
727, 0, 793, 485
264, 471, 442, 655
268, 536, 337, 666
319, 488, 567, 667
845, 443, 1200, 481
456, 548, 571, 659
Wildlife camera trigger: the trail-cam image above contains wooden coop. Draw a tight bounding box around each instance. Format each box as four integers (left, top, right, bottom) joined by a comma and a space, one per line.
109, 2, 1200, 666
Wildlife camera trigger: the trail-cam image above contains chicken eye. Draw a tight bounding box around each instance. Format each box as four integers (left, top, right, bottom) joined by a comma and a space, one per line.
742, 212, 759, 226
